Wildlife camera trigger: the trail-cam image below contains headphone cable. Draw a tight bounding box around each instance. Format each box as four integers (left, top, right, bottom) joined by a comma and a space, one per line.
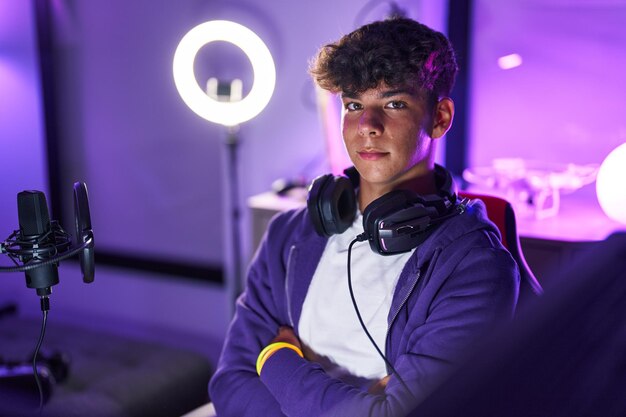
347, 236, 411, 394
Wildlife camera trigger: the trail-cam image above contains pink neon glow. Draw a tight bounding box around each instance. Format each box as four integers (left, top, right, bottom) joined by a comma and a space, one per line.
497, 53, 523, 70
316, 89, 352, 175
422, 51, 439, 90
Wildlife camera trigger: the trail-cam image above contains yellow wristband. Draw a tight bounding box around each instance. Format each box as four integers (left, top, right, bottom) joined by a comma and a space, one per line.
256, 342, 304, 376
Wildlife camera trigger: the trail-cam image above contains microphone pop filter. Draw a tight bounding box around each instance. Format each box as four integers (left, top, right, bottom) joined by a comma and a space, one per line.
73, 182, 94, 283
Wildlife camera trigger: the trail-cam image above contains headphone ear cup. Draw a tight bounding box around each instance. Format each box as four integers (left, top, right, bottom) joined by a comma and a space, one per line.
362, 190, 440, 255
307, 174, 356, 236
362, 191, 410, 254
434, 163, 457, 205
307, 174, 332, 236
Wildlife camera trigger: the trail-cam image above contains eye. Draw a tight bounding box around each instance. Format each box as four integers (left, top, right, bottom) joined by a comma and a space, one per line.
386, 100, 407, 109
344, 102, 362, 112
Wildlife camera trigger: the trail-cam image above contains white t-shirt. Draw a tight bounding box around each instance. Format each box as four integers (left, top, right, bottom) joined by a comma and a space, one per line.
298, 213, 414, 383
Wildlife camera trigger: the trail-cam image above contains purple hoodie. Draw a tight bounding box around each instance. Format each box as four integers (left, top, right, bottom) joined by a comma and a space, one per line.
209, 198, 519, 416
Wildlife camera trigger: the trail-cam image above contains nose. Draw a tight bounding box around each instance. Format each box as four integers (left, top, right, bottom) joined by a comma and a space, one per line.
358, 109, 384, 137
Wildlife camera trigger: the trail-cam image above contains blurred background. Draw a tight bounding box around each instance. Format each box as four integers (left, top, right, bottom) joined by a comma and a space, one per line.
1, 0, 625, 403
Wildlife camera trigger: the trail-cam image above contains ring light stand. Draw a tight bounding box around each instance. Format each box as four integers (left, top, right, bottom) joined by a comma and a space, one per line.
173, 20, 276, 311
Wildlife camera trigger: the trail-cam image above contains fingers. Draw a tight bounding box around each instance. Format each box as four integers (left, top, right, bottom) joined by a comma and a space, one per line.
367, 375, 391, 395
271, 326, 301, 348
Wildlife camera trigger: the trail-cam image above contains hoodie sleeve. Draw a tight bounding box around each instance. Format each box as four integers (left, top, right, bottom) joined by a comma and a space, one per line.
257, 235, 519, 417
208, 213, 292, 417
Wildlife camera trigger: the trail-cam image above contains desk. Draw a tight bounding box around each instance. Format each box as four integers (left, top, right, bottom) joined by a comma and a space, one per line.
248, 190, 625, 284
516, 193, 625, 282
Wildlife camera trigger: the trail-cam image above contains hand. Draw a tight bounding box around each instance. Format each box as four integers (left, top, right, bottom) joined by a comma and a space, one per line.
368, 375, 391, 395
270, 326, 302, 350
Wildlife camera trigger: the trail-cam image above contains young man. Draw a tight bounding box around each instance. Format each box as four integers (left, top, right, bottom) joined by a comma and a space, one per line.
209, 17, 519, 416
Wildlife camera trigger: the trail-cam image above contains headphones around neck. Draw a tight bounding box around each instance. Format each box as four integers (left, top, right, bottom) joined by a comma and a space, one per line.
307, 164, 460, 255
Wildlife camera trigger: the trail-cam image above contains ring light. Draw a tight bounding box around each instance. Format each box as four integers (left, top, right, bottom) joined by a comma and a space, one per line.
173, 20, 276, 126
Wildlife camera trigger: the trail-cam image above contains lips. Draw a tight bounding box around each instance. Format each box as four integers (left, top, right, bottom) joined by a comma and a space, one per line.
357, 150, 389, 161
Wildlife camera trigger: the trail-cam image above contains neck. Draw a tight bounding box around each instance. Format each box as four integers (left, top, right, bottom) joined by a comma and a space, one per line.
358, 169, 438, 212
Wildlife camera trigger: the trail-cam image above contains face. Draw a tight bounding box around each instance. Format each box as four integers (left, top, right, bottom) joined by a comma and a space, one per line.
341, 83, 450, 197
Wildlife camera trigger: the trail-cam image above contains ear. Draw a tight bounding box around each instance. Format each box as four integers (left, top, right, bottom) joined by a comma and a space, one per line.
430, 98, 454, 139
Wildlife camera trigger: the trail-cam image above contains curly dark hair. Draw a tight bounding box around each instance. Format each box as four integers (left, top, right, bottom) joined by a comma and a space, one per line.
310, 17, 458, 99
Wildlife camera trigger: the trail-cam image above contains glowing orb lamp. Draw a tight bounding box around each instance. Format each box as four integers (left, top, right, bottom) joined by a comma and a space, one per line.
173, 20, 276, 127
596, 143, 626, 224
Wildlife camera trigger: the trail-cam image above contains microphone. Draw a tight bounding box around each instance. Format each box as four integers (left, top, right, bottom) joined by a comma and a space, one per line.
17, 191, 62, 296
0, 183, 94, 412
0, 182, 95, 289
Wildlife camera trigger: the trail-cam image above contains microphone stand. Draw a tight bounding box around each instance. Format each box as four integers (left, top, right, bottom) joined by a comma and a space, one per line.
0, 184, 94, 413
